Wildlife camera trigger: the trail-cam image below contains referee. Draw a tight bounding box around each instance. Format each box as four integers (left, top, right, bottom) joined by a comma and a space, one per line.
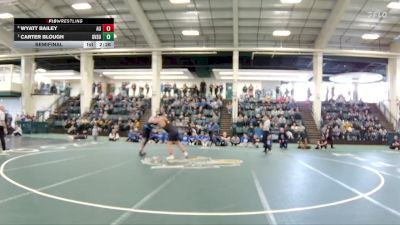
262, 115, 271, 146
0, 105, 7, 151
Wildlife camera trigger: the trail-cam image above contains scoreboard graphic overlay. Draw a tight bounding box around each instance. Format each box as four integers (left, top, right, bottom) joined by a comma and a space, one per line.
14, 18, 114, 49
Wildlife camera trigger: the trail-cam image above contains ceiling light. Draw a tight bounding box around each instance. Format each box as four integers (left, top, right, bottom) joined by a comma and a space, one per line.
387, 2, 400, 9
273, 11, 290, 15
214, 69, 313, 82
113, 76, 150, 80
36, 68, 47, 73
112, 75, 189, 80
169, 0, 190, 4
103, 71, 151, 75
273, 30, 291, 37
220, 76, 307, 81
362, 33, 380, 40
71, 3, 92, 10
219, 71, 310, 76
50, 76, 81, 80
280, 0, 302, 4
330, 72, 383, 84
36, 72, 76, 76
161, 75, 189, 79
0, 13, 13, 19
182, 29, 200, 36
163, 51, 217, 55
102, 71, 185, 76
161, 71, 184, 75
185, 11, 198, 15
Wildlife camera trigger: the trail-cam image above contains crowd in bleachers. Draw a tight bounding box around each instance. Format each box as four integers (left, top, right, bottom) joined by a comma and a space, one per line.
88, 94, 148, 124
61, 93, 149, 136
52, 96, 81, 122
160, 82, 224, 99
160, 95, 222, 132
157, 81, 224, 136
321, 98, 388, 142
232, 95, 304, 143
40, 80, 397, 149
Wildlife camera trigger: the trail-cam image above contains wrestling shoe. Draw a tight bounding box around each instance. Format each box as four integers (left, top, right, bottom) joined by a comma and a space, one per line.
166, 155, 175, 160
139, 151, 146, 158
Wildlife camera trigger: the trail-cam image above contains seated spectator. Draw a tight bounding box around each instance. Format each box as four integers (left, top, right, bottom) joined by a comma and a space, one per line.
219, 132, 230, 146
208, 120, 220, 145
92, 124, 99, 141
285, 126, 294, 141
13, 125, 22, 136
239, 133, 250, 147
251, 134, 261, 148
72, 131, 88, 140
254, 123, 263, 140
189, 133, 197, 146
263, 134, 272, 153
67, 125, 77, 135
181, 132, 190, 145
195, 132, 204, 146
109, 129, 120, 141
379, 128, 387, 142
315, 135, 328, 149
126, 128, 140, 142
298, 134, 311, 149
201, 133, 211, 147
389, 135, 400, 150
278, 127, 288, 149
332, 125, 341, 140
231, 135, 240, 146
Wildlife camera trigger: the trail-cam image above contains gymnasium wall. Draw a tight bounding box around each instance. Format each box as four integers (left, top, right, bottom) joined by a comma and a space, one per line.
0, 97, 21, 125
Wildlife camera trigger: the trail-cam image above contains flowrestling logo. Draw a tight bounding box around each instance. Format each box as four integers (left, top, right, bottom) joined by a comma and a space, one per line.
141, 155, 242, 169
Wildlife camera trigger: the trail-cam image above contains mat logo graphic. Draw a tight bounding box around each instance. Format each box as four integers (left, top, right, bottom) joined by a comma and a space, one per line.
141, 155, 242, 169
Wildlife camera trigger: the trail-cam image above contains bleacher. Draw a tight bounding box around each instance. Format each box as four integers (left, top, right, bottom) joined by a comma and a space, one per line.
321, 99, 388, 143
160, 95, 222, 134
232, 97, 305, 141
49, 96, 81, 129
48, 94, 150, 134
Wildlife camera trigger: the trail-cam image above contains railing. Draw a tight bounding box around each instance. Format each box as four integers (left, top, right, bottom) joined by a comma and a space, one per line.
37, 94, 68, 122
18, 121, 49, 134
378, 101, 398, 131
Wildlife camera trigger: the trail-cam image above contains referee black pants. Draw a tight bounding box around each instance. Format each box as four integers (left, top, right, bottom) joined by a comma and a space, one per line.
0, 126, 6, 151
262, 130, 270, 144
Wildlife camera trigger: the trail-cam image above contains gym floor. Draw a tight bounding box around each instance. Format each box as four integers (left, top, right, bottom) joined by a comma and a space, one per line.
0, 135, 399, 225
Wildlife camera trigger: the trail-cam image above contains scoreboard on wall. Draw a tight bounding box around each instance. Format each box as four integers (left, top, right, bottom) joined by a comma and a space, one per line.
14, 18, 114, 49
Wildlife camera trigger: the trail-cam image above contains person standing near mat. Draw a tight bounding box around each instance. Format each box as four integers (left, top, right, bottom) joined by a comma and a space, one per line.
156, 115, 188, 160
262, 115, 271, 152
0, 105, 7, 151
325, 125, 334, 149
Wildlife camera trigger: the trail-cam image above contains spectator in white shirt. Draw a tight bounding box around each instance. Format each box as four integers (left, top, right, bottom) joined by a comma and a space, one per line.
13, 125, 22, 136
109, 129, 120, 141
